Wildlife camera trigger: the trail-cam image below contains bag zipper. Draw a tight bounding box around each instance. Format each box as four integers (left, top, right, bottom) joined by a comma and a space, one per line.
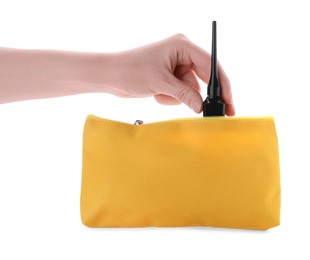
134, 120, 144, 125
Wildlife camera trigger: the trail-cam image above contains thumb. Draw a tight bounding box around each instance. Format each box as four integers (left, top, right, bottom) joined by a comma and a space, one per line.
161, 76, 203, 113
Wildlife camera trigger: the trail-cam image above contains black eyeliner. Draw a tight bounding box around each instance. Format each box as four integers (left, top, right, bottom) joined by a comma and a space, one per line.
203, 21, 226, 117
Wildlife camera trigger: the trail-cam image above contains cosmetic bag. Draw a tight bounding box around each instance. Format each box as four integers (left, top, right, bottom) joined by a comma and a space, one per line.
80, 115, 280, 230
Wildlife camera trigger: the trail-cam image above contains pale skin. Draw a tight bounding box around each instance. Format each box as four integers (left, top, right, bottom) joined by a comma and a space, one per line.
0, 34, 235, 115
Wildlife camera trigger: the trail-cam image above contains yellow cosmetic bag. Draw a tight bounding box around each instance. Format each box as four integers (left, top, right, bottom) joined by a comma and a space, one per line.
80, 115, 280, 230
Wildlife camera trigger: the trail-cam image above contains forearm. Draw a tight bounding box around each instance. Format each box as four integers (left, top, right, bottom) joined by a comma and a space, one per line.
0, 35, 234, 114
0, 47, 116, 103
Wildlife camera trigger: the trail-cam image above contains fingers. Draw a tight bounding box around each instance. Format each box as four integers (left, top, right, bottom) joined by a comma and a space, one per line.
185, 40, 235, 116
154, 65, 203, 112
218, 63, 235, 116
174, 65, 201, 93
158, 75, 203, 113
146, 34, 234, 115
154, 69, 200, 106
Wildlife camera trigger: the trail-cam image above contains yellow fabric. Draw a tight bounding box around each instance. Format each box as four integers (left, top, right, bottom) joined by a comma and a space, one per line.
80, 115, 280, 230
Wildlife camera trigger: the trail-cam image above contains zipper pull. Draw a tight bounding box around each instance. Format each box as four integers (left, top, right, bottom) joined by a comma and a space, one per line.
134, 120, 144, 125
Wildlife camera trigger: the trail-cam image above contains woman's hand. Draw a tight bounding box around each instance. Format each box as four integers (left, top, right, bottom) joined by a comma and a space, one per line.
99, 34, 235, 115
0, 35, 234, 115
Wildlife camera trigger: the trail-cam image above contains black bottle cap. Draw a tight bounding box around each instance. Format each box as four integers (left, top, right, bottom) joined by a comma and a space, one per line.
203, 21, 226, 117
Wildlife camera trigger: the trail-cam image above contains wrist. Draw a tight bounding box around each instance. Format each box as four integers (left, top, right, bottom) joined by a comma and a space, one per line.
75, 51, 120, 94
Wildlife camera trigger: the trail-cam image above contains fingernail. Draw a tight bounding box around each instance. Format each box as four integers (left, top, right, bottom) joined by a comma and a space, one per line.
193, 100, 202, 113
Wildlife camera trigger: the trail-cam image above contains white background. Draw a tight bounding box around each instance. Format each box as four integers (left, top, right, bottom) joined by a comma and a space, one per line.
0, 0, 309, 259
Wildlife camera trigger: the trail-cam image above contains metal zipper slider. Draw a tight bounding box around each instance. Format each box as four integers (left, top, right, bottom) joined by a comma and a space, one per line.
134, 120, 144, 125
